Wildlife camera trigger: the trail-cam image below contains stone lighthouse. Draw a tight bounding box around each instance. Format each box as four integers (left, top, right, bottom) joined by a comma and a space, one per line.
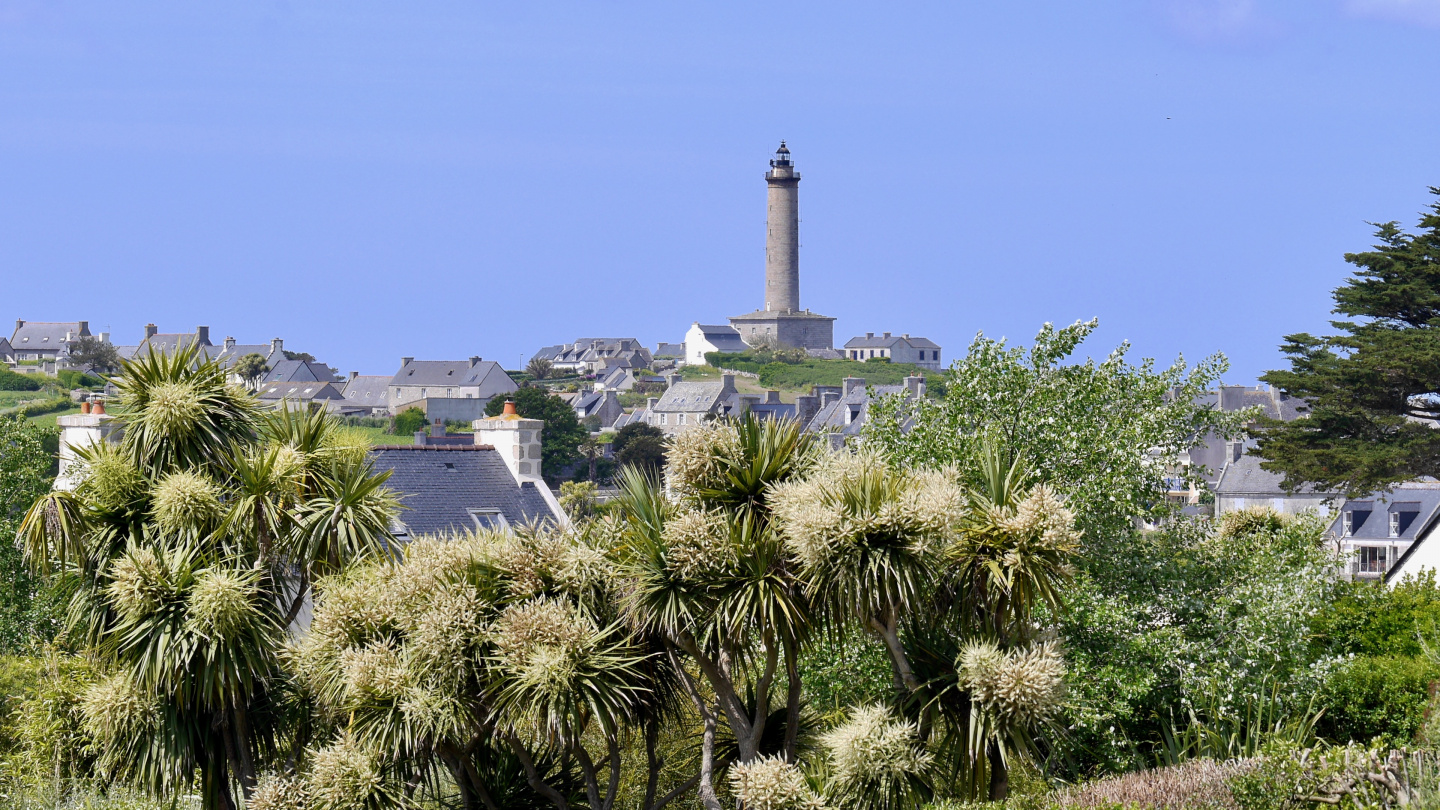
764, 141, 801, 313
729, 142, 835, 350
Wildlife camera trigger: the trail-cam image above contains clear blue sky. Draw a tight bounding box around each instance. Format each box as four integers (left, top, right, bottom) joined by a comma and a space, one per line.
3, 1, 1439, 383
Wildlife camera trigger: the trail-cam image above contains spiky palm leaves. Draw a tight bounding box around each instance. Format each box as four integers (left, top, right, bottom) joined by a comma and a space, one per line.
14, 345, 398, 810
295, 527, 650, 810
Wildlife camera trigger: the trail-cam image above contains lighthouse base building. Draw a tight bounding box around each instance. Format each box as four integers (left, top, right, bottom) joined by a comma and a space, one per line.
727, 309, 834, 351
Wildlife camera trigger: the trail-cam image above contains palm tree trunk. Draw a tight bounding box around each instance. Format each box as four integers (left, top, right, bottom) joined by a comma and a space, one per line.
697, 711, 722, 810
868, 614, 920, 693
504, 732, 570, 810
643, 717, 661, 810
782, 635, 802, 761
231, 703, 258, 798
988, 744, 1009, 801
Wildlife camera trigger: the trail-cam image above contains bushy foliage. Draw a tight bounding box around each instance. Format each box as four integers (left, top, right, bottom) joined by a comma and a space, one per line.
391, 406, 426, 435
1319, 655, 1440, 748
0, 368, 42, 391
0, 418, 61, 650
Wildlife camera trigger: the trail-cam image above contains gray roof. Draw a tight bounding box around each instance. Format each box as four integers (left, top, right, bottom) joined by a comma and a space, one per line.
1197, 386, 1308, 422
256, 381, 345, 401
844, 334, 940, 350
806, 348, 844, 360
370, 445, 559, 535
10, 321, 89, 351
136, 332, 213, 356
655, 381, 733, 413
390, 360, 518, 398
342, 375, 391, 405
1214, 454, 1332, 496
213, 344, 275, 369
264, 359, 336, 383
530, 345, 566, 363
806, 384, 907, 436
654, 342, 685, 357
114, 345, 138, 360
696, 324, 741, 337
1326, 485, 1440, 542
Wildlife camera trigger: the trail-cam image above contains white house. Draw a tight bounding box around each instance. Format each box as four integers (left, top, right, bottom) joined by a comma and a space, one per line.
842, 332, 942, 370
684, 322, 750, 366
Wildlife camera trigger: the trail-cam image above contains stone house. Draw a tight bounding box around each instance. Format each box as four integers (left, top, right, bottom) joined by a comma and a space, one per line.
684, 323, 750, 366
0, 337, 13, 366
843, 333, 942, 370
799, 376, 927, 449
256, 380, 347, 411
338, 373, 392, 416
389, 357, 518, 413
264, 358, 337, 383
534, 339, 652, 376
9, 319, 92, 370
1321, 483, 1440, 581
1212, 452, 1338, 518
573, 390, 625, 429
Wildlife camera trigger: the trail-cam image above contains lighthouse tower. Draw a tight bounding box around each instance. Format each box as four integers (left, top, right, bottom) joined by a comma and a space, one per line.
729, 142, 834, 350
765, 141, 801, 313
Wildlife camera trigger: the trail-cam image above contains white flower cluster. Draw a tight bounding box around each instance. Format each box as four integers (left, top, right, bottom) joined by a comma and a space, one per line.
248, 772, 310, 810
105, 548, 169, 621
959, 639, 1066, 728
144, 380, 203, 434
492, 597, 595, 672
151, 470, 223, 533
661, 508, 734, 580
666, 422, 742, 495
339, 637, 408, 701
998, 484, 1080, 554
80, 671, 159, 745
306, 735, 386, 810
187, 568, 260, 639
78, 450, 146, 513
729, 755, 822, 810
820, 704, 932, 787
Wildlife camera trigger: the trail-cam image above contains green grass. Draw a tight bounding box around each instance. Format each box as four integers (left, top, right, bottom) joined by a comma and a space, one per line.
26, 406, 80, 425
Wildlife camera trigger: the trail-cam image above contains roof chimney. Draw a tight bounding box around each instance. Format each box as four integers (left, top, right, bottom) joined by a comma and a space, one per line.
77, 321, 89, 335
14, 319, 22, 333
882, 332, 891, 339
401, 357, 414, 367
667, 373, 682, 389
821, 391, 839, 408
721, 373, 736, 394
196, 326, 210, 345
503, 399, 518, 416
99, 332, 110, 344
647, 397, 659, 411
765, 389, 781, 404
224, 336, 236, 349
904, 375, 925, 399
350, 371, 359, 382
145, 323, 158, 339
431, 419, 445, 437
270, 338, 283, 355
866, 332, 874, 339
469, 356, 481, 367
843, 377, 866, 396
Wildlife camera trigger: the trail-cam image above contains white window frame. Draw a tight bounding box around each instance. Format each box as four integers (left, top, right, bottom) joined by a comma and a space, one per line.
468, 508, 510, 532
1391, 511, 1401, 538
1343, 511, 1353, 537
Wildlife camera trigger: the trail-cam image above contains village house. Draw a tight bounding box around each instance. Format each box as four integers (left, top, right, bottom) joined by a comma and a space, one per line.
8, 319, 92, 371
572, 389, 625, 429
1323, 483, 1440, 581
683, 322, 750, 366
843, 332, 943, 370
799, 376, 927, 449
338, 373, 391, 416
255, 380, 347, 411
388, 357, 518, 413
533, 338, 652, 376
1212, 451, 1339, 517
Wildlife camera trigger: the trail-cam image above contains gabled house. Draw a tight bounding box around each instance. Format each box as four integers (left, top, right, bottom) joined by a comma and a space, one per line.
684, 323, 749, 366
537, 338, 653, 376
596, 366, 635, 391
0, 337, 13, 366
9, 319, 92, 369
800, 376, 926, 449
843, 333, 942, 370
1324, 483, 1440, 581
264, 359, 337, 384
1212, 452, 1339, 517
339, 373, 391, 416
389, 357, 518, 413
573, 390, 625, 429
256, 380, 347, 411
648, 373, 739, 434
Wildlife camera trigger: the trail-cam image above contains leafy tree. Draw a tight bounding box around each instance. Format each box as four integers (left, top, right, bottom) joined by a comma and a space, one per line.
16, 344, 399, 810
527, 357, 554, 380
392, 406, 427, 435
231, 353, 270, 391
67, 336, 122, 374
865, 319, 1242, 538
0, 418, 60, 650
613, 422, 667, 476
579, 434, 607, 481
485, 387, 587, 482
281, 350, 316, 363
1258, 189, 1440, 495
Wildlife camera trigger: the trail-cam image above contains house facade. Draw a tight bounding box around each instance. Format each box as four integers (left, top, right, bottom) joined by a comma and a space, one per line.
1322, 484, 1440, 581
9, 320, 92, 370
533, 338, 652, 376
1212, 452, 1338, 517
684, 323, 750, 366
388, 357, 518, 412
842, 333, 942, 370
799, 376, 927, 449
339, 373, 392, 415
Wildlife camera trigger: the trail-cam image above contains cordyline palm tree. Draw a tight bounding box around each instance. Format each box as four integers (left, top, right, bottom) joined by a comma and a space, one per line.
614, 415, 815, 810
17, 343, 399, 810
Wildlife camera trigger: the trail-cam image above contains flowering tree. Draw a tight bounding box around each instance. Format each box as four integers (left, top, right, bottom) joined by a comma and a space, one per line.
16, 345, 399, 810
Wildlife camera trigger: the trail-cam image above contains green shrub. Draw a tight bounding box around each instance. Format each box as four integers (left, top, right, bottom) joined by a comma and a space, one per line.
1318, 655, 1440, 747
0, 653, 95, 794
15, 398, 71, 419
0, 369, 41, 392
1312, 572, 1440, 659
391, 406, 426, 435
758, 359, 929, 390
55, 369, 104, 390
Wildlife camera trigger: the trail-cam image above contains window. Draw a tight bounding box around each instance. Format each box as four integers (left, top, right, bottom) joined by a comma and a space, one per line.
468, 509, 509, 531
1356, 546, 1389, 574
420, 388, 427, 398
678, 413, 687, 425
1343, 511, 1353, 536
1391, 511, 1401, 537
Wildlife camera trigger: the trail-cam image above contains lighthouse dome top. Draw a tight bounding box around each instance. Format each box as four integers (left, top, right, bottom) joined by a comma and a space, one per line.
770, 141, 792, 167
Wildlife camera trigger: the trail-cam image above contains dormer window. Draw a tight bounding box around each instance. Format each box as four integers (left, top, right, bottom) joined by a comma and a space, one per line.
468, 508, 509, 531
1343, 511, 1353, 537
1391, 511, 1401, 538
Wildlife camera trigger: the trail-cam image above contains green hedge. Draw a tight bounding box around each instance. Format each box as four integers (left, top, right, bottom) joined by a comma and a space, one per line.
1318, 654, 1440, 746
14, 399, 72, 419
56, 369, 104, 390
0, 368, 42, 392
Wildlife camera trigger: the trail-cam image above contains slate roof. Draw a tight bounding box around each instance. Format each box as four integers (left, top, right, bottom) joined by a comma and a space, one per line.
806, 384, 907, 436
0, 337, 12, 359
655, 381, 732, 413
390, 360, 517, 397
574, 391, 605, 414
256, 381, 346, 402
136, 333, 213, 356
10, 321, 89, 351
369, 445, 560, 536
213, 344, 275, 369
530, 345, 566, 363
844, 334, 940, 350
654, 343, 685, 358
1325, 485, 1440, 543
114, 346, 138, 360
264, 359, 336, 383
806, 348, 844, 360
1214, 454, 1332, 496
342, 375, 391, 407
690, 325, 749, 353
